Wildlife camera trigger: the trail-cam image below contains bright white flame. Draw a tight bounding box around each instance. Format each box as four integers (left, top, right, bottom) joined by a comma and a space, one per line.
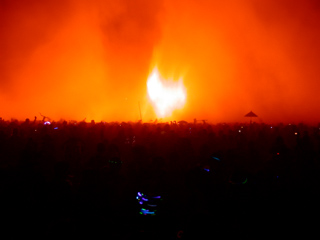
147, 67, 186, 117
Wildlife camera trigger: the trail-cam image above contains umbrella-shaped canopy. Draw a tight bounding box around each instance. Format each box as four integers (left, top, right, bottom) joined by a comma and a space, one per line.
244, 111, 258, 124
244, 111, 258, 117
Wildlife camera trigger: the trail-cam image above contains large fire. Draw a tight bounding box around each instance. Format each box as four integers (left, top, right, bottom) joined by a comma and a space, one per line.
147, 67, 187, 118
1, 1, 320, 124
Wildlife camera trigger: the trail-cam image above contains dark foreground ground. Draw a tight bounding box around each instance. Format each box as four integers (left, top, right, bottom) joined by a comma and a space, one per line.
1, 119, 320, 239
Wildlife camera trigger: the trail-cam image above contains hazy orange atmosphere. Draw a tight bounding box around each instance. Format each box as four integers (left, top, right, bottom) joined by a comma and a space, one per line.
1, 0, 320, 124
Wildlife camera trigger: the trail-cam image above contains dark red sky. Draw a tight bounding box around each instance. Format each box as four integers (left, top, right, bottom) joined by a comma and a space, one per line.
1, 0, 320, 124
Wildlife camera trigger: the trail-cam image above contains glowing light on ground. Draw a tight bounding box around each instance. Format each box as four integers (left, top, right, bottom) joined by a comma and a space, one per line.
147, 67, 187, 118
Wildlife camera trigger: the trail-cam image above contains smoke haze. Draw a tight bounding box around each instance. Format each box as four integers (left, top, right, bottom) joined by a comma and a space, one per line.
1, 0, 320, 124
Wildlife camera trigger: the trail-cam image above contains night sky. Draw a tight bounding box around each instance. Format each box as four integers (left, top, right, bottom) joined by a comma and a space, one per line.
1, 0, 320, 124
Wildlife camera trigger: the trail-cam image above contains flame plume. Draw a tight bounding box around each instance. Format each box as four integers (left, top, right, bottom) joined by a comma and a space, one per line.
147, 67, 186, 118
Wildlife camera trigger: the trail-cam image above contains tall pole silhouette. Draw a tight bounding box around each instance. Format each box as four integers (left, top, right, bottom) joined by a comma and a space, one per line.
138, 101, 142, 122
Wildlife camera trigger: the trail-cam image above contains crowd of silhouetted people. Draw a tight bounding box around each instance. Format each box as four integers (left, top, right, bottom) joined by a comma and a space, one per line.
0, 118, 320, 239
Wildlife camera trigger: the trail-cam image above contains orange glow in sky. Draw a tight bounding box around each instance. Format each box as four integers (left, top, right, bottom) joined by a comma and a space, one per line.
1, 0, 320, 124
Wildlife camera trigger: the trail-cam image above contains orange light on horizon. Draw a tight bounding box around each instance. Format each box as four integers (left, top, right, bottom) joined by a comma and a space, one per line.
147, 67, 186, 118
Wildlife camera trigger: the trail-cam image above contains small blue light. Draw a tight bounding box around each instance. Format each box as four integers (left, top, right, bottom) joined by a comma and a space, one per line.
54, 127, 58, 130
204, 168, 210, 172
212, 157, 221, 161
140, 208, 155, 215
137, 192, 142, 197
142, 197, 148, 201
